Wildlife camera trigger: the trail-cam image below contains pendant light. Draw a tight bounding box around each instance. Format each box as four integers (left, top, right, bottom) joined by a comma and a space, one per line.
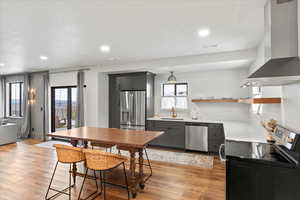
167, 71, 177, 83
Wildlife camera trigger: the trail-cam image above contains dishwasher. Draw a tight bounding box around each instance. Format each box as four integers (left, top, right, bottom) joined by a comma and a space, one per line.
185, 124, 208, 152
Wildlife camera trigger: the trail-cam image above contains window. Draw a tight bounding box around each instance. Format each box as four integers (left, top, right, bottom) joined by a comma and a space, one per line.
252, 87, 262, 115
161, 83, 188, 110
51, 86, 78, 132
6, 82, 24, 117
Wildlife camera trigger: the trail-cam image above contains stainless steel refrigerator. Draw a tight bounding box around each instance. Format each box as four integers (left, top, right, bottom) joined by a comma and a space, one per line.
120, 91, 145, 130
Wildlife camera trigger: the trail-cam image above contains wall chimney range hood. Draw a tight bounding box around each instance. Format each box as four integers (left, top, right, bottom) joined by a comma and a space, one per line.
245, 0, 300, 86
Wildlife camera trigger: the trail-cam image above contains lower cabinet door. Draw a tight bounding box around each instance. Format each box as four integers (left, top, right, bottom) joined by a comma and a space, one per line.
147, 121, 185, 149
167, 127, 185, 149
226, 160, 257, 200
226, 159, 300, 200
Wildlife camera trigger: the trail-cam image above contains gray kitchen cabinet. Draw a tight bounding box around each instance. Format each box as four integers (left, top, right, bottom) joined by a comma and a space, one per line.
109, 75, 121, 128
109, 72, 155, 128
208, 123, 225, 153
117, 74, 146, 91
147, 120, 185, 149
147, 120, 225, 152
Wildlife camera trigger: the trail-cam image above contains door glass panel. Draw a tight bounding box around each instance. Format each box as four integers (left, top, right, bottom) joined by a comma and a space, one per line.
71, 88, 77, 129
11, 83, 21, 117
54, 88, 68, 131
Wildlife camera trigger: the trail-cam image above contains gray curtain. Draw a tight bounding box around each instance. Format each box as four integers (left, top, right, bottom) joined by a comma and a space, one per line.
76, 71, 85, 128
20, 74, 31, 138
0, 76, 6, 118
43, 73, 50, 141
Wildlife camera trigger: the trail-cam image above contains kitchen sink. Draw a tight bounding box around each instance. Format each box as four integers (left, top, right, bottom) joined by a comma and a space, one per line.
160, 117, 184, 120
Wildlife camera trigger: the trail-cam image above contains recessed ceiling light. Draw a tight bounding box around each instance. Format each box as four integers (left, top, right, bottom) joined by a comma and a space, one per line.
198, 29, 211, 37
40, 56, 48, 61
100, 45, 111, 53
0, 63, 5, 67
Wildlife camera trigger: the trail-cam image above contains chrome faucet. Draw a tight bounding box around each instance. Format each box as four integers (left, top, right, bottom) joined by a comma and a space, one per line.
171, 107, 177, 118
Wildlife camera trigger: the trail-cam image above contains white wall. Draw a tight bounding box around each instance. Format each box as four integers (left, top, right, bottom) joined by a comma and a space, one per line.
154, 68, 250, 121
97, 73, 109, 127
282, 82, 300, 132
49, 69, 109, 129
84, 69, 109, 128
249, 39, 265, 75
30, 73, 45, 139
49, 72, 77, 87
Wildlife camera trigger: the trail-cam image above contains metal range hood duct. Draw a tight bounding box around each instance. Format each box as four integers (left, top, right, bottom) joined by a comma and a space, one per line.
247, 0, 300, 86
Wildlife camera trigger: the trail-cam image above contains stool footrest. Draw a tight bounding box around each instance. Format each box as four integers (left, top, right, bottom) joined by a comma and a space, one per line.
46, 185, 73, 200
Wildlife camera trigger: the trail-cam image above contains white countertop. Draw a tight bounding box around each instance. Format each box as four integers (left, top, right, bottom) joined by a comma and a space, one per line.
147, 117, 267, 143
222, 121, 267, 143
147, 117, 222, 124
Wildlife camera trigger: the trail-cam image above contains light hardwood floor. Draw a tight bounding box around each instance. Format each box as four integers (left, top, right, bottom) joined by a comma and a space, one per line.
0, 139, 225, 200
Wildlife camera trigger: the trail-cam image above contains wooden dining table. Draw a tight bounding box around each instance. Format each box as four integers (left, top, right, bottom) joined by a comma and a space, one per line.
48, 126, 164, 198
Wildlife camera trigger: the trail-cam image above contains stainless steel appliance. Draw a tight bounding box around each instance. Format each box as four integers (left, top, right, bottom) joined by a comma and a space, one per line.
185, 125, 208, 151
243, 0, 300, 87
219, 124, 300, 163
120, 91, 145, 130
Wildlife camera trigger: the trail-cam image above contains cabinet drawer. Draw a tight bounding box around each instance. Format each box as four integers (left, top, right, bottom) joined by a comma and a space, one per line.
154, 121, 184, 129
208, 124, 224, 141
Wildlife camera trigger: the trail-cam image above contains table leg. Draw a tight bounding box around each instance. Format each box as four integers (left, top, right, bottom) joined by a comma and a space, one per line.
138, 149, 145, 189
129, 150, 137, 198
70, 140, 78, 185
83, 141, 88, 148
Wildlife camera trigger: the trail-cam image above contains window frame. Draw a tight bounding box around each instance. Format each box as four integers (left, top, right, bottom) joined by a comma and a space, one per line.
162, 82, 188, 97
50, 85, 77, 132
161, 82, 189, 110
8, 82, 24, 118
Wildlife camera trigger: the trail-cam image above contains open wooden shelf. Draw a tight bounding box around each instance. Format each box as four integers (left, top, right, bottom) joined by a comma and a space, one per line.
191, 99, 239, 103
238, 98, 281, 104
191, 97, 282, 104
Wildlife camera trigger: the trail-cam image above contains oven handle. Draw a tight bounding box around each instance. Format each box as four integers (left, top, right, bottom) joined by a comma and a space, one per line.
219, 144, 226, 162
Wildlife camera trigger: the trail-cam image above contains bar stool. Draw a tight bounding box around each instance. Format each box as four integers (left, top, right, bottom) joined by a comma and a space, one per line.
90, 141, 115, 153
45, 144, 85, 200
78, 149, 130, 200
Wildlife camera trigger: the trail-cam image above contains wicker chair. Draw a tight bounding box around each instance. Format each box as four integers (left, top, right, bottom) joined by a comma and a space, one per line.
78, 149, 130, 200
45, 144, 87, 200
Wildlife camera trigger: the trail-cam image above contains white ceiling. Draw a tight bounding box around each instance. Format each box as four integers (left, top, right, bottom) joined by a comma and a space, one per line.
0, 0, 265, 74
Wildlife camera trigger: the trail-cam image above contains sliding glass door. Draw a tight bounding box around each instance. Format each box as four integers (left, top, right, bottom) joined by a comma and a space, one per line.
51, 86, 77, 132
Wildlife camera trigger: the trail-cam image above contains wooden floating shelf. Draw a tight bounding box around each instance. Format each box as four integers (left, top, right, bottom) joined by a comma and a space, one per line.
191, 99, 239, 103
192, 98, 281, 104
238, 98, 282, 104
